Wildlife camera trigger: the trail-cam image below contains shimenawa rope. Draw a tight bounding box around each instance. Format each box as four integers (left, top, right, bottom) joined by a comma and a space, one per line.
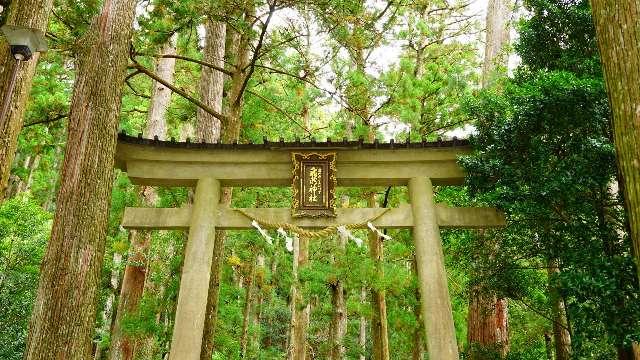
234, 208, 391, 238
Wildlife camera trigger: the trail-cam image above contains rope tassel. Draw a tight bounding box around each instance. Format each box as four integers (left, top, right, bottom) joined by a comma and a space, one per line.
337, 225, 363, 247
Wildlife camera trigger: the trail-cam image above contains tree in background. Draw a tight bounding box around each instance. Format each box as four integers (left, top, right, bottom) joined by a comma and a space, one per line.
0, 0, 54, 199
467, 0, 512, 357
461, 1, 640, 358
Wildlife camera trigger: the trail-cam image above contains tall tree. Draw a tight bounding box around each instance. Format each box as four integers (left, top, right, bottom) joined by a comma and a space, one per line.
468, 4, 511, 353
201, 1, 278, 355
110, 34, 176, 360
482, 0, 512, 87
0, 0, 54, 199
312, 3, 400, 357
23, 0, 138, 357
329, 196, 349, 360
590, 0, 640, 280
199, 18, 227, 360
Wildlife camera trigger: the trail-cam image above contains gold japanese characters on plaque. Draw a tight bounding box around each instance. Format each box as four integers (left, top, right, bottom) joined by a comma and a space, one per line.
292, 152, 337, 217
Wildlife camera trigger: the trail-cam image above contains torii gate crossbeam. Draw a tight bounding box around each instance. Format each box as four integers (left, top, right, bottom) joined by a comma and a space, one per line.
115, 133, 505, 360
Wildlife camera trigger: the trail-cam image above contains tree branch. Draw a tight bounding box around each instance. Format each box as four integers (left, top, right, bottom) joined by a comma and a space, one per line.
246, 89, 311, 135
156, 54, 234, 76
235, 1, 276, 106
23, 113, 68, 128
130, 61, 228, 124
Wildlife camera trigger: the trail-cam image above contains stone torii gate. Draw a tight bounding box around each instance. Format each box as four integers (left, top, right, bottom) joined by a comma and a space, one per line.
115, 133, 505, 360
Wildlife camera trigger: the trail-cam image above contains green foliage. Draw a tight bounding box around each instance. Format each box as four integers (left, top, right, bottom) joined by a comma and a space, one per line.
0, 197, 51, 360
462, 63, 639, 359
516, 0, 600, 77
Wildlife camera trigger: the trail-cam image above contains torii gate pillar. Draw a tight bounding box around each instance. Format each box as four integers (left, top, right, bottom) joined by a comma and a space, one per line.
169, 177, 220, 360
409, 176, 458, 359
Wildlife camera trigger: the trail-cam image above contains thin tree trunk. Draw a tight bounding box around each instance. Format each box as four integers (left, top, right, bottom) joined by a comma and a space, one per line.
94, 253, 122, 360
111, 34, 176, 360
467, 1, 512, 353
411, 258, 424, 360
0, 0, 54, 199
289, 235, 310, 360
196, 20, 225, 142
367, 189, 390, 360
329, 197, 349, 360
482, 0, 511, 87
357, 44, 389, 357
548, 258, 571, 360
24, 0, 137, 357
199, 18, 251, 360
590, 0, 640, 281
110, 231, 150, 360
359, 287, 367, 360
145, 35, 177, 140
240, 257, 257, 358
17, 151, 41, 194
8, 153, 30, 197
544, 333, 553, 360
253, 255, 265, 353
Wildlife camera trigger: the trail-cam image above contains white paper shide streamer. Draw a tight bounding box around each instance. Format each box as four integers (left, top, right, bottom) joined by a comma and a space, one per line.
337, 225, 363, 247
277, 227, 295, 252
252, 220, 273, 245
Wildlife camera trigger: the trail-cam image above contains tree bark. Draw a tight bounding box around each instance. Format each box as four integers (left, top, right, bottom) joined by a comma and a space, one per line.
198, 19, 231, 360
482, 0, 511, 87
467, 290, 509, 358
0, 0, 54, 200
544, 333, 553, 360
359, 48, 389, 359
548, 258, 572, 360
289, 235, 310, 360
94, 253, 122, 360
368, 192, 390, 360
110, 231, 150, 360
253, 255, 265, 352
467, 1, 513, 352
240, 257, 257, 358
15, 150, 41, 194
366, 134, 389, 360
590, 0, 640, 281
411, 258, 424, 360
146, 35, 177, 140
359, 287, 367, 360
196, 20, 225, 142
329, 197, 349, 360
23, 0, 137, 357
111, 35, 176, 360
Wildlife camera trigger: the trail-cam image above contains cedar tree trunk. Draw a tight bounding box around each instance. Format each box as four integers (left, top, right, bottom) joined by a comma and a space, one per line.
0, 0, 54, 199
590, 0, 640, 280
24, 0, 137, 357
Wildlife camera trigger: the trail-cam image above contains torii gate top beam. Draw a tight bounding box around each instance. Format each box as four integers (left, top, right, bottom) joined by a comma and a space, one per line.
115, 133, 471, 187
